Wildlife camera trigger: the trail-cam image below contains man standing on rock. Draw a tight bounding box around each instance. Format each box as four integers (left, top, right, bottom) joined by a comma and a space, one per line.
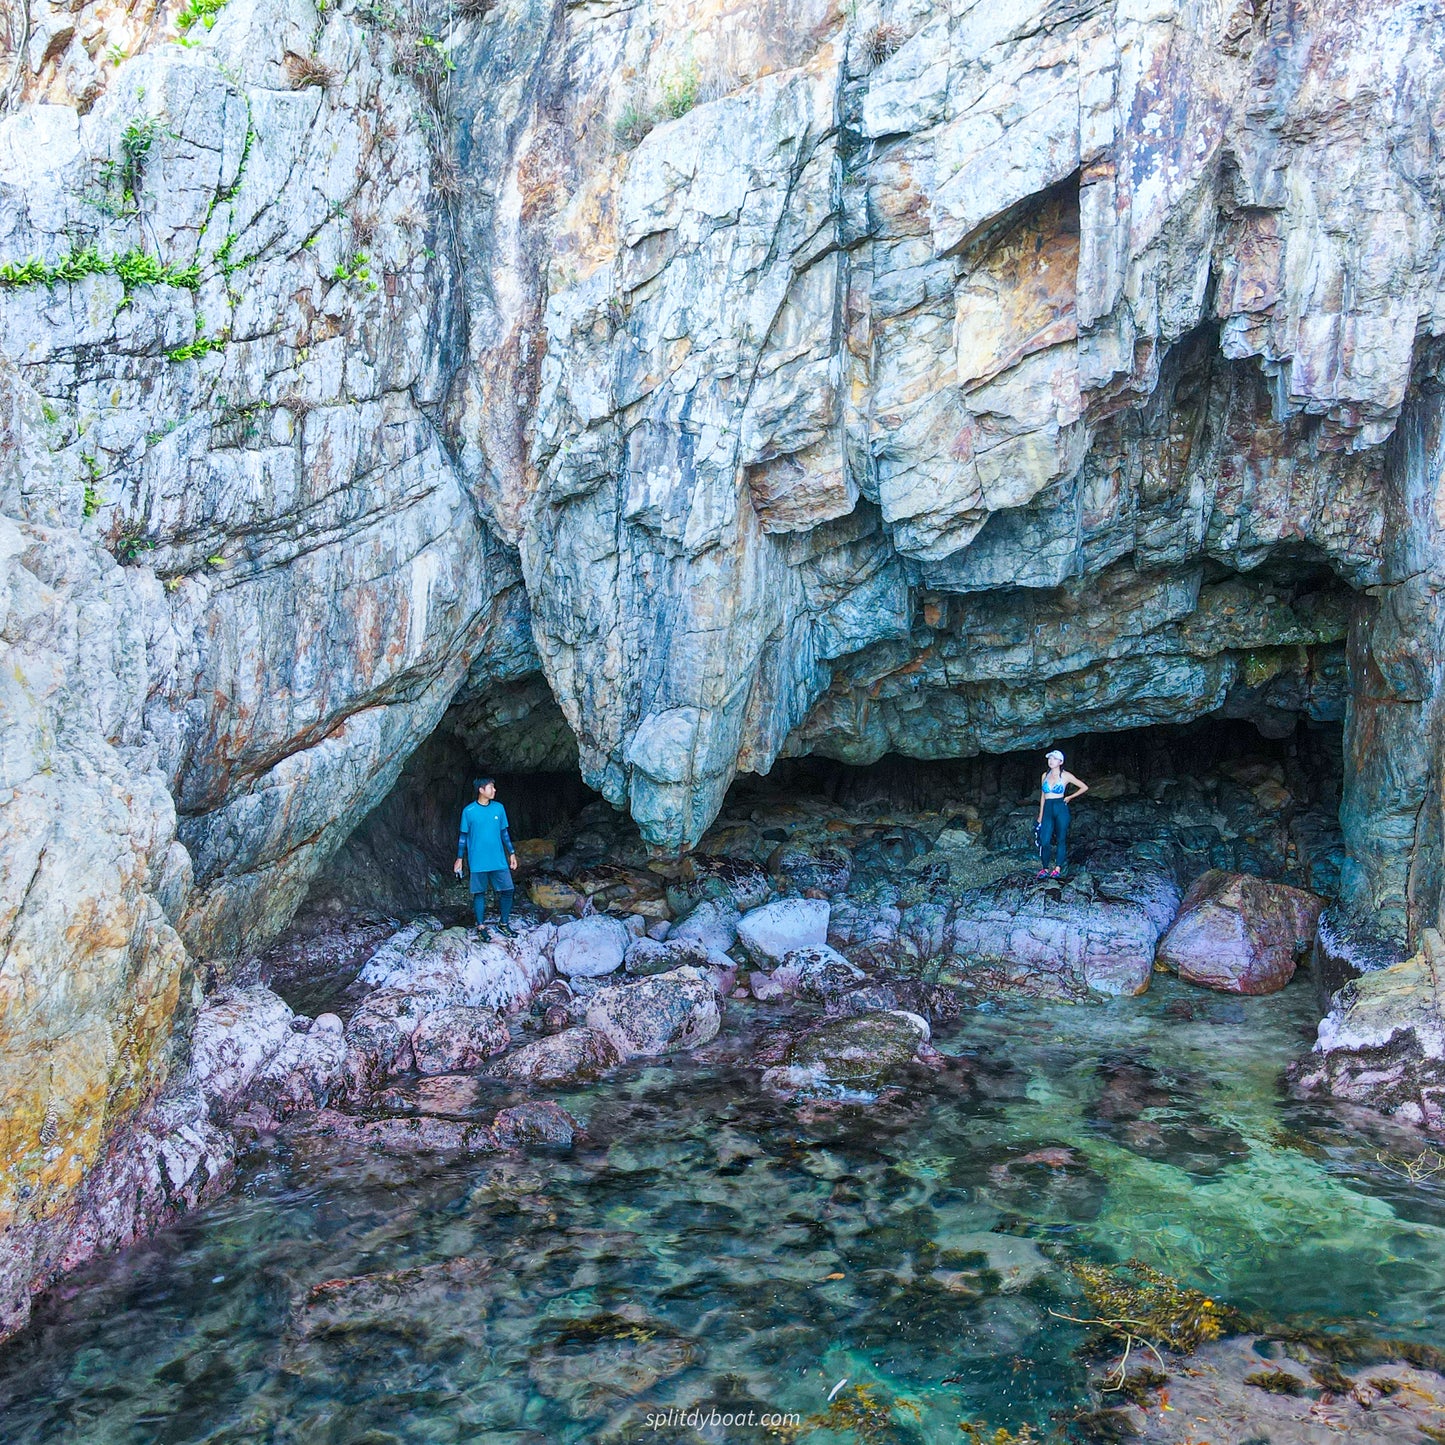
454, 776, 519, 938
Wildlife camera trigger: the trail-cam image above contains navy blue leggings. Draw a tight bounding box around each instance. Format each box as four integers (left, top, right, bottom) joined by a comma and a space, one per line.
1039, 799, 1069, 868
473, 879, 513, 925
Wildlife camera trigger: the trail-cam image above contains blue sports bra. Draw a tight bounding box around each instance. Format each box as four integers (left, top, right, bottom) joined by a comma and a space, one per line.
1042, 774, 1067, 798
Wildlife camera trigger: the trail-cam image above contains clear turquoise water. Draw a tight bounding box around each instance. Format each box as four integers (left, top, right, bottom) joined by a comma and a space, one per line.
2, 976, 1442, 1444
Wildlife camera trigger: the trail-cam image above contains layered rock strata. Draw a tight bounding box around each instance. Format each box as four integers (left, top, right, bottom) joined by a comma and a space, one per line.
3, 0, 1445, 1338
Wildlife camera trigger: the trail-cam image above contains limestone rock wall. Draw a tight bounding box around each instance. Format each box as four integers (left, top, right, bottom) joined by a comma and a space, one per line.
0, 0, 535, 1330
447, 0, 1445, 855
2, 0, 1445, 1334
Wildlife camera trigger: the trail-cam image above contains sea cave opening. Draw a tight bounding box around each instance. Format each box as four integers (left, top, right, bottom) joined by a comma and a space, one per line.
264, 698, 1350, 1014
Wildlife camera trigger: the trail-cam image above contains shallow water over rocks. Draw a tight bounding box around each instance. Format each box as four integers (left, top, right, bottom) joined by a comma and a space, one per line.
3, 976, 1444, 1444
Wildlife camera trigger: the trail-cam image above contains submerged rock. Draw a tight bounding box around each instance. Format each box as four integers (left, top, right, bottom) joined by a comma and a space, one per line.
490, 1026, 623, 1086
289, 1097, 576, 1157
295, 1109, 501, 1155
1292, 928, 1445, 1137
1120, 1333, 1445, 1445
528, 1311, 698, 1419
1158, 870, 1323, 994
492, 1101, 578, 1149
763, 1009, 930, 1096
736, 897, 830, 966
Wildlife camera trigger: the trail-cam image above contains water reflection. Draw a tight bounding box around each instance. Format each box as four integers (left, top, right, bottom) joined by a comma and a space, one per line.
2, 977, 1443, 1443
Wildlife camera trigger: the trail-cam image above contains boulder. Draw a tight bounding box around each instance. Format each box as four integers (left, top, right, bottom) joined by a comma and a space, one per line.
1157, 870, 1323, 995
492, 1101, 578, 1149
553, 914, 631, 978
736, 898, 830, 966
529, 874, 587, 912
667, 854, 771, 913
767, 842, 853, 895
295, 1109, 501, 1155
942, 863, 1181, 998
513, 838, 557, 870
790, 1011, 927, 1081
624, 935, 712, 976
341, 988, 432, 1097
357, 923, 556, 1013
850, 825, 932, 873
782, 944, 867, 999
762, 1010, 929, 1095
409, 1006, 510, 1075
490, 1027, 622, 1085
669, 897, 741, 953
704, 950, 739, 998
1291, 929, 1445, 1137
573, 967, 722, 1057
187, 986, 347, 1122
570, 864, 671, 918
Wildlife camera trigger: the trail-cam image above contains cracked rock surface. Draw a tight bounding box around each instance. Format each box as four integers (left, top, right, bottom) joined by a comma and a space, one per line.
4, 0, 1445, 1340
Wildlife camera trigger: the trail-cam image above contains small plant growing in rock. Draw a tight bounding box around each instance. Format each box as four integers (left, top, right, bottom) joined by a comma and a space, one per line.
431, 154, 462, 198
285, 52, 338, 88
167, 315, 228, 362
395, 32, 454, 102
330, 250, 379, 289
613, 101, 651, 149
350, 210, 379, 247
659, 61, 699, 119
356, 0, 404, 28
865, 21, 903, 64
113, 526, 156, 564
176, 0, 229, 33
279, 392, 315, 422
80, 455, 104, 519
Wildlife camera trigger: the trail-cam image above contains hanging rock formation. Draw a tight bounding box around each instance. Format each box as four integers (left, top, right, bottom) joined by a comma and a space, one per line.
2, 0, 1445, 1336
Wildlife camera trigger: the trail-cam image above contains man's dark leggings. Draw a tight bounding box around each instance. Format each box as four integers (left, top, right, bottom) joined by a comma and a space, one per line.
1039, 798, 1069, 868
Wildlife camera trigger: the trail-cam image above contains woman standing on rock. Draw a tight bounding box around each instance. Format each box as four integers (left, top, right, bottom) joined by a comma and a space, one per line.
1037, 749, 1088, 878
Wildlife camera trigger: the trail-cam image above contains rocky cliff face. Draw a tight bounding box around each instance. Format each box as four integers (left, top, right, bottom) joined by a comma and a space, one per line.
2, 0, 1444, 1333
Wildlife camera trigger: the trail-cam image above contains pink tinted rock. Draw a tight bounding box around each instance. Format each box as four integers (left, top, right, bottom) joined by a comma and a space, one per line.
490, 1026, 622, 1085
410, 1006, 510, 1075
1158, 870, 1323, 995
492, 1100, 578, 1148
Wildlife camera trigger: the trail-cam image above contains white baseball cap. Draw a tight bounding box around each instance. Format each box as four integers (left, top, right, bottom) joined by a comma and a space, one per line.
1046, 749, 1064, 764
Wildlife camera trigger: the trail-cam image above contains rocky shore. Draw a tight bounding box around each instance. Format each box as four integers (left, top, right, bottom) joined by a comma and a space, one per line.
152, 743, 1435, 1235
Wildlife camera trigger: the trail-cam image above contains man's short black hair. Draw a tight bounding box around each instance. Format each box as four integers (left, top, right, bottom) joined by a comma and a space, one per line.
473, 776, 495, 792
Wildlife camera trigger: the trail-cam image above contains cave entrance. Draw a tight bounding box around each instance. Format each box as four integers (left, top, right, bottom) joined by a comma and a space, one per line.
703, 713, 1345, 901
266, 700, 1344, 1014
312, 708, 1345, 931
